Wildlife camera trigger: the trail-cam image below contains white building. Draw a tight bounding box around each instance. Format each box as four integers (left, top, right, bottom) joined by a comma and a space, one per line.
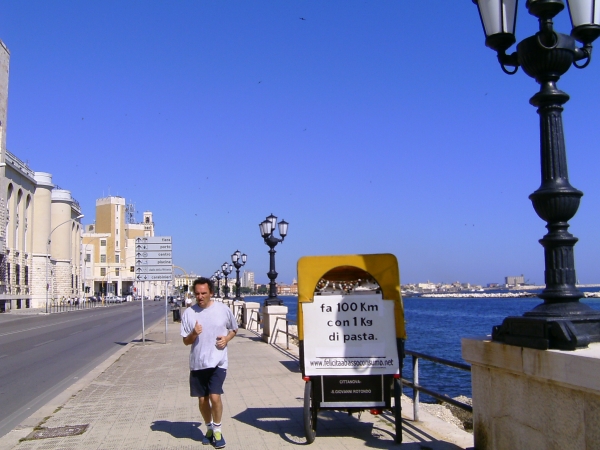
242, 270, 255, 289
505, 275, 525, 286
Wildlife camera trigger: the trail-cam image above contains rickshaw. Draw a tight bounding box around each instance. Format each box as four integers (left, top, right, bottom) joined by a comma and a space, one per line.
297, 254, 406, 444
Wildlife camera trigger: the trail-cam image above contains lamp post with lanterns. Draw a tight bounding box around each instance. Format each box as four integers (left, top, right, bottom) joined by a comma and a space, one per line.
231, 250, 247, 301
213, 270, 223, 298
221, 262, 233, 299
259, 214, 288, 306
473, 0, 600, 350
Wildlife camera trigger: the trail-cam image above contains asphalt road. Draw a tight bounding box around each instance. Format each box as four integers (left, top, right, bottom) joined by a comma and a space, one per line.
0, 301, 168, 438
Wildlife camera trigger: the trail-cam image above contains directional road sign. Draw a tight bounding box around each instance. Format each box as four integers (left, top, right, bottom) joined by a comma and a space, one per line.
135, 274, 173, 281
135, 236, 172, 244
135, 250, 172, 259
135, 236, 173, 281
136, 266, 173, 274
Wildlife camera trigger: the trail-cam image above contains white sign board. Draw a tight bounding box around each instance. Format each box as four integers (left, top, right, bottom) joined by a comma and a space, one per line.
135, 236, 172, 244
302, 293, 400, 376
134, 236, 173, 281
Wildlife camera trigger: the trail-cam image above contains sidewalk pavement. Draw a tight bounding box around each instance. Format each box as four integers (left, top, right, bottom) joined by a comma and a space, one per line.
0, 312, 474, 450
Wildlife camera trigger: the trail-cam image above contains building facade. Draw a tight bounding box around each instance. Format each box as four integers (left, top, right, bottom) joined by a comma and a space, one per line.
0, 40, 84, 311
242, 270, 255, 289
505, 275, 525, 286
82, 197, 155, 298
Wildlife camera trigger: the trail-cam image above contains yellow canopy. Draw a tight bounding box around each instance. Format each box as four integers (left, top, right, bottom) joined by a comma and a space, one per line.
297, 253, 406, 339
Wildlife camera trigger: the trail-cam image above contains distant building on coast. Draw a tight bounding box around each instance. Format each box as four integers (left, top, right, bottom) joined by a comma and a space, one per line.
505, 275, 525, 286
242, 270, 254, 289
277, 279, 298, 295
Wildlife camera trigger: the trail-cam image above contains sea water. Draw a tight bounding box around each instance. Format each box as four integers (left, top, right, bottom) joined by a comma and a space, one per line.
278, 293, 600, 402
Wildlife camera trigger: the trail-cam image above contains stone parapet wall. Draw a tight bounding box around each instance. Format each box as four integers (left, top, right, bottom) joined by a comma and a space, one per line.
463, 337, 600, 450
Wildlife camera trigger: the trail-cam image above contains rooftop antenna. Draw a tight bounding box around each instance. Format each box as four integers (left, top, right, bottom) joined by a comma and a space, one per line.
126, 202, 136, 224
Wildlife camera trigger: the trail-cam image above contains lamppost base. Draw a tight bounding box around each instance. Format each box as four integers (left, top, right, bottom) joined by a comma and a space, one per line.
264, 297, 283, 307
492, 310, 600, 350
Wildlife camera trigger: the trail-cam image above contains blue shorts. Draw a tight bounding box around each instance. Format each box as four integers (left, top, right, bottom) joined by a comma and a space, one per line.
189, 367, 227, 397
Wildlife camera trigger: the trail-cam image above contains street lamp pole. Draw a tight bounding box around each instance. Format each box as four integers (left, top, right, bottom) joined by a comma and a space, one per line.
210, 275, 217, 299
473, 0, 600, 350
214, 270, 223, 298
221, 262, 233, 299
259, 213, 288, 306
46, 214, 84, 313
231, 250, 247, 301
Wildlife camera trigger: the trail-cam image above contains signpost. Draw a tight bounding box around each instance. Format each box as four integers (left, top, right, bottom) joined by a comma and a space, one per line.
134, 236, 172, 343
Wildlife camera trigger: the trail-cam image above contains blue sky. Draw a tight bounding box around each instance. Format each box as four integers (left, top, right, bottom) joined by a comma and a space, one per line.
1, 1, 599, 286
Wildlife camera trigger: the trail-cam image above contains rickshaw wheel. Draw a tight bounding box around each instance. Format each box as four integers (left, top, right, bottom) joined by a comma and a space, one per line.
303, 380, 317, 443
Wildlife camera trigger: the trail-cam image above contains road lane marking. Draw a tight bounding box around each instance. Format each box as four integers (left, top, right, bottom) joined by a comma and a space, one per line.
0, 311, 116, 338
33, 340, 55, 347
0, 355, 7, 359
69, 330, 83, 335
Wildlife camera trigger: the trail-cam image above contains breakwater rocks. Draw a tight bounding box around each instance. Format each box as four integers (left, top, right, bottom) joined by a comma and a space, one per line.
412, 291, 600, 299
402, 394, 473, 432
418, 292, 538, 298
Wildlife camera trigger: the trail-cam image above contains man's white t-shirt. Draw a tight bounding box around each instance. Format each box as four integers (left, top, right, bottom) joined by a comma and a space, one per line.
181, 302, 238, 370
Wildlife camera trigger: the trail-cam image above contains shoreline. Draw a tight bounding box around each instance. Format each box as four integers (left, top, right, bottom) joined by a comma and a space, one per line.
405, 291, 600, 299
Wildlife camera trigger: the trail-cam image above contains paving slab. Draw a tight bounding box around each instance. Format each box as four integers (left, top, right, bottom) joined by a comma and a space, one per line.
0, 313, 473, 450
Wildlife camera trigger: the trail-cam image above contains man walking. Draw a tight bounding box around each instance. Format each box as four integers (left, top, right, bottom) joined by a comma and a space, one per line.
181, 277, 238, 448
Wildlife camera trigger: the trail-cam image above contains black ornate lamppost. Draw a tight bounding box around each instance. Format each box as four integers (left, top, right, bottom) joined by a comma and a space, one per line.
213, 270, 223, 298
231, 250, 247, 301
259, 213, 289, 306
210, 275, 217, 298
221, 262, 233, 299
473, 0, 600, 350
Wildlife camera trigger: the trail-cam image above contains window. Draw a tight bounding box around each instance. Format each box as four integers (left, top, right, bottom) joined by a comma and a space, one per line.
71, 274, 74, 288
115, 268, 120, 276
15, 264, 20, 285
100, 268, 106, 276
100, 240, 106, 247
115, 255, 120, 263
7, 264, 10, 284
85, 254, 91, 263
100, 255, 106, 263
24, 266, 29, 285
130, 266, 134, 272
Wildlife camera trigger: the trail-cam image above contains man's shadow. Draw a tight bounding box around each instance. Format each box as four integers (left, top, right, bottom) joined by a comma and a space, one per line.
150, 420, 203, 441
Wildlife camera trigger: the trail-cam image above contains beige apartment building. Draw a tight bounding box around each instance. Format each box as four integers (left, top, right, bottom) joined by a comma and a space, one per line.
174, 273, 201, 293
0, 39, 84, 312
82, 196, 155, 298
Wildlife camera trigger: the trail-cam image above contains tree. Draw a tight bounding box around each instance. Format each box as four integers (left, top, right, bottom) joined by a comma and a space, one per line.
257, 285, 268, 295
